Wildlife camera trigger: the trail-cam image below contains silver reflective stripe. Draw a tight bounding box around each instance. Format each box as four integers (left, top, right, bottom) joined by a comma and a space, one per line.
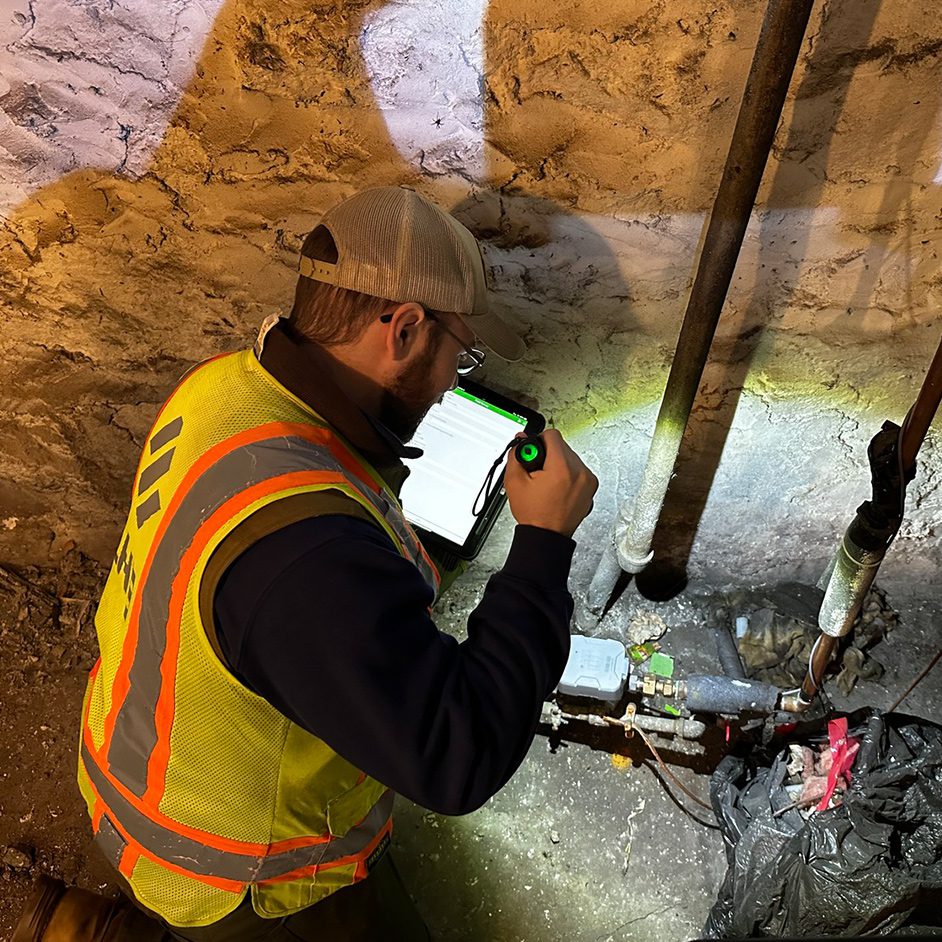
108, 436, 346, 796
84, 742, 394, 882
108, 432, 436, 797
150, 417, 184, 454
95, 813, 127, 871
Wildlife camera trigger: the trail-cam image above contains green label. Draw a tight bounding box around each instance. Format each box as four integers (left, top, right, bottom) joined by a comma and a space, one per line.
649, 652, 675, 678
453, 388, 527, 425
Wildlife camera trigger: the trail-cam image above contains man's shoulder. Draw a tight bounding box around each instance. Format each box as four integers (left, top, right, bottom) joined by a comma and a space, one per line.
225, 490, 383, 565
201, 491, 389, 629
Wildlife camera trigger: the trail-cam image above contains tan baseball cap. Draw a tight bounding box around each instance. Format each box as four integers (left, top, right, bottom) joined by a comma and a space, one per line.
298, 186, 526, 361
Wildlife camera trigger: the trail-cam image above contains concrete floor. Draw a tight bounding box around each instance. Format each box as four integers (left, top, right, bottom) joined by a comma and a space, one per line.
394, 733, 725, 942
0, 520, 938, 940
389, 541, 942, 942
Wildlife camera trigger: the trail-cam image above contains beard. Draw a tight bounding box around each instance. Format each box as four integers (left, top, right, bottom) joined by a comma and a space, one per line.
378, 331, 444, 442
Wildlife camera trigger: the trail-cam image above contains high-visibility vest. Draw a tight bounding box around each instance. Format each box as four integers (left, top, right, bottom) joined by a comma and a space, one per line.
77, 347, 440, 926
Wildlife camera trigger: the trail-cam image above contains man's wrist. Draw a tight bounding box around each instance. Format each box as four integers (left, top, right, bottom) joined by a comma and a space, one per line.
501, 525, 575, 588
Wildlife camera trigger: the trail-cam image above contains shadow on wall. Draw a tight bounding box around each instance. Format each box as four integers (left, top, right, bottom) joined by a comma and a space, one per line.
0, 0, 637, 569
1, 1, 940, 936
635, 0, 942, 586
1, 0, 939, 581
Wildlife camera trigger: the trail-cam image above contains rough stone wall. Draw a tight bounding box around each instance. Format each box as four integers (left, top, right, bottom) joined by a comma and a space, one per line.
1, 0, 941, 592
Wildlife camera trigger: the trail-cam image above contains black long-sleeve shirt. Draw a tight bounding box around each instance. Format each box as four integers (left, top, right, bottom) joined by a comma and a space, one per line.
213, 516, 574, 815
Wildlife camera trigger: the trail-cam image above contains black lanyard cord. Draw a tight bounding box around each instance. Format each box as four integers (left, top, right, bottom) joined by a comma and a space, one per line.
472, 437, 521, 518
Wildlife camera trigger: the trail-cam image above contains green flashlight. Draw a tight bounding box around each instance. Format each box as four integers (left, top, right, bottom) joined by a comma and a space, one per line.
513, 435, 546, 472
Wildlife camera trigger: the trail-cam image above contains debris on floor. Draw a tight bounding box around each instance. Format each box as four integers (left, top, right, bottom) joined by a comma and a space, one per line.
781, 716, 860, 815
705, 710, 942, 939
728, 582, 897, 693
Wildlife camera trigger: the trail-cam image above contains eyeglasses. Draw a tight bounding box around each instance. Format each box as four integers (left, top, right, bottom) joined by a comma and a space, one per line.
379, 311, 486, 375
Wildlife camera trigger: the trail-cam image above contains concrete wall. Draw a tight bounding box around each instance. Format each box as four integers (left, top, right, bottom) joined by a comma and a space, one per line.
2, 0, 941, 593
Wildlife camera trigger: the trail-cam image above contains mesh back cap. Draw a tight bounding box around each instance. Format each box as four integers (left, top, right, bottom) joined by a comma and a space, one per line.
298, 186, 525, 361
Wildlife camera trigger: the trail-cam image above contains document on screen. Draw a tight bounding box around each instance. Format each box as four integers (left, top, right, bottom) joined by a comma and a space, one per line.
400, 386, 529, 546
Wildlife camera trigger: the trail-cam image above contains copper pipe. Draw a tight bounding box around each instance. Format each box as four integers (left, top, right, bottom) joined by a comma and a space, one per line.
799, 634, 839, 704
899, 332, 942, 473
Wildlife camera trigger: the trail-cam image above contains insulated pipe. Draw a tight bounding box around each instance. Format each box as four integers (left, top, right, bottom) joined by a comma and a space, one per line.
681, 675, 780, 714
587, 0, 816, 615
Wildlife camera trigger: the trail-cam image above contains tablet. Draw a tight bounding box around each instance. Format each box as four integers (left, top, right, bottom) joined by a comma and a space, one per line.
399, 380, 545, 561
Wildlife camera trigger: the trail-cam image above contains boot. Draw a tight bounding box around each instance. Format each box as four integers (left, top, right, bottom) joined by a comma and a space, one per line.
12, 875, 169, 942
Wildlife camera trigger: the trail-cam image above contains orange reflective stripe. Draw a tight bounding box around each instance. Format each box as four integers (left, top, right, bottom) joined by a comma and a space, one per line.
83, 658, 330, 859
144, 468, 357, 805
101, 422, 337, 763
257, 818, 393, 887
117, 844, 140, 878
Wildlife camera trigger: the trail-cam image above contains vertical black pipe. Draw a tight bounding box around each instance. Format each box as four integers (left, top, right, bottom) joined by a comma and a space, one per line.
715, 623, 747, 679
588, 0, 817, 614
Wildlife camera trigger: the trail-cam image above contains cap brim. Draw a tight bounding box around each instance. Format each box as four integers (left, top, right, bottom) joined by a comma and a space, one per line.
461, 310, 526, 362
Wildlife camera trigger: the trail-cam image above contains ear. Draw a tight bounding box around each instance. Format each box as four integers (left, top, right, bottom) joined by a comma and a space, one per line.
382, 302, 427, 363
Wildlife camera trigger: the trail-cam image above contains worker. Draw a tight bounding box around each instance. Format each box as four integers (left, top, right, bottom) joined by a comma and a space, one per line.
19, 186, 597, 941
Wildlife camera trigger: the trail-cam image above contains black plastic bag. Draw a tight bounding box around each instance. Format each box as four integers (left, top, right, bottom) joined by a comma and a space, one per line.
703, 710, 942, 938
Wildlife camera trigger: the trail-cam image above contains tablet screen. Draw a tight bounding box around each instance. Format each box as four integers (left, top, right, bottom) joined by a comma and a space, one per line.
400, 386, 529, 545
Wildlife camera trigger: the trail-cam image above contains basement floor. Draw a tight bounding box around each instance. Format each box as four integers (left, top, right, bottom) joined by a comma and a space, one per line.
0, 548, 939, 941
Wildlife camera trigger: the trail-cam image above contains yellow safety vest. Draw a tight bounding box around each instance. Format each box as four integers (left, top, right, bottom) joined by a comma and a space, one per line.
77, 347, 440, 926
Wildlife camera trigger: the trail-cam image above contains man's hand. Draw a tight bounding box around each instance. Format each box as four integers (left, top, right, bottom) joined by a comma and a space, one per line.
503, 429, 598, 538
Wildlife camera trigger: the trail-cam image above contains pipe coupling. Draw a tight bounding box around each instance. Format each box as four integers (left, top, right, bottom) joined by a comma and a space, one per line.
615, 544, 655, 574
779, 688, 813, 713
612, 494, 657, 574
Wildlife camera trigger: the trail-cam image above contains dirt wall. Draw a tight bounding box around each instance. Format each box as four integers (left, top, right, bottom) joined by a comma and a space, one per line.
2, 0, 941, 589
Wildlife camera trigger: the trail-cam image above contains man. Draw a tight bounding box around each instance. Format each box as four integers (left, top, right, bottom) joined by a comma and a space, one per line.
72, 185, 597, 940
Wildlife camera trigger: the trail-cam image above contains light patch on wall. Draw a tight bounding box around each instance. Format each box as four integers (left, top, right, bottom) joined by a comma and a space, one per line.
359, 0, 487, 182
0, 0, 224, 215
